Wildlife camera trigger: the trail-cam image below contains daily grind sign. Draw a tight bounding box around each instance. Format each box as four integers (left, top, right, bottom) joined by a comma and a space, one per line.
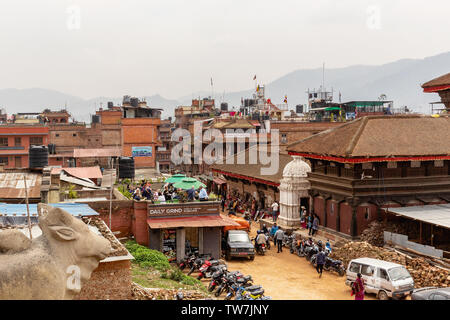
147, 202, 220, 217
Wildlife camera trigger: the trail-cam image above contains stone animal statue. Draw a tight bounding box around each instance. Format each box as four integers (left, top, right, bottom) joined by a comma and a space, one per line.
0, 203, 111, 299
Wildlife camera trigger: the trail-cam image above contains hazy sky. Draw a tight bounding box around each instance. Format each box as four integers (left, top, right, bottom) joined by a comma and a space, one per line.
0, 0, 449, 99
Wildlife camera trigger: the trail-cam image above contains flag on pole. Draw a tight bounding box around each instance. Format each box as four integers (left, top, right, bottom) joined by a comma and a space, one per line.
257, 85, 260, 92
253, 75, 256, 80
284, 95, 288, 103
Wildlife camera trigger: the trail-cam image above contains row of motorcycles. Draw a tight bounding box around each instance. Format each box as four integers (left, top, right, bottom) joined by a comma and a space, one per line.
178, 250, 271, 300
284, 235, 346, 276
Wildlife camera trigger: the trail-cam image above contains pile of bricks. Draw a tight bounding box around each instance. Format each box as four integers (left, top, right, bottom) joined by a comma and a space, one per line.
330, 241, 450, 288
131, 282, 211, 300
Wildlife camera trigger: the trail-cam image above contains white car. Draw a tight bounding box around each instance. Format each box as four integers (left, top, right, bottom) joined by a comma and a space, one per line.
345, 257, 414, 300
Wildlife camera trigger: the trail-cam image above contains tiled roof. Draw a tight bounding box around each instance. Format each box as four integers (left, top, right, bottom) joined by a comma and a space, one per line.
211, 145, 292, 185
287, 115, 450, 160
422, 72, 450, 88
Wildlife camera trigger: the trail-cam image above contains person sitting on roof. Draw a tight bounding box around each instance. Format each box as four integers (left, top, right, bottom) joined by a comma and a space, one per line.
187, 186, 195, 201
157, 192, 166, 203
198, 186, 208, 201
133, 188, 142, 201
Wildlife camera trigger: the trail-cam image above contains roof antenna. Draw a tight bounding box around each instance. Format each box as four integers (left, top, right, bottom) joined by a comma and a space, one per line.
322, 62, 325, 92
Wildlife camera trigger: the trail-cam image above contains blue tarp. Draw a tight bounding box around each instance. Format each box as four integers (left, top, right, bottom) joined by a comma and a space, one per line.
0, 203, 99, 217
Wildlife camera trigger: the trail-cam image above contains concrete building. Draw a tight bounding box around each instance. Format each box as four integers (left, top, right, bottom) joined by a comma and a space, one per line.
0, 124, 49, 169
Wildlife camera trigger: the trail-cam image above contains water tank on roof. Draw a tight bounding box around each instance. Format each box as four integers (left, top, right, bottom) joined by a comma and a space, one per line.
220, 103, 228, 111
130, 98, 139, 108
296, 105, 304, 114
92, 115, 100, 123
118, 157, 135, 179
29, 145, 48, 168
123, 95, 131, 104
47, 143, 56, 155
107, 101, 113, 109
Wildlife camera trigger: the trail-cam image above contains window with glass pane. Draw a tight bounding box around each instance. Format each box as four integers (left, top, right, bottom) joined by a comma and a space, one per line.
30, 137, 43, 145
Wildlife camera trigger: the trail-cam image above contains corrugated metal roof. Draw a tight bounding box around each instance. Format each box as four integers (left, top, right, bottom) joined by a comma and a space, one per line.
0, 203, 99, 217
51, 166, 103, 179
73, 148, 121, 158
0, 172, 41, 199
387, 204, 450, 229
147, 215, 240, 229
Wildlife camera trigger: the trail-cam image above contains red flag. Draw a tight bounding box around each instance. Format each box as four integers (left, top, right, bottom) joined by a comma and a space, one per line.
253, 75, 256, 80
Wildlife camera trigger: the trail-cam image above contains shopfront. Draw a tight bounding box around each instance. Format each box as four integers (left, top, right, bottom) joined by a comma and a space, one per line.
146, 201, 239, 262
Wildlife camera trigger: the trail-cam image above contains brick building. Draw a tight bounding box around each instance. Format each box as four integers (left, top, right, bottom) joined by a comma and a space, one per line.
0, 124, 49, 169
156, 119, 173, 173
287, 115, 450, 239
211, 145, 293, 210
270, 120, 342, 149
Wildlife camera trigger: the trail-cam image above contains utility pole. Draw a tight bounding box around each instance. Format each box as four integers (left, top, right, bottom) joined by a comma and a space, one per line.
24, 176, 32, 239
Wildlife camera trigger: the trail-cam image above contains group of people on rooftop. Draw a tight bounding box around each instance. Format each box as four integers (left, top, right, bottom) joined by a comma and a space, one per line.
126, 180, 209, 203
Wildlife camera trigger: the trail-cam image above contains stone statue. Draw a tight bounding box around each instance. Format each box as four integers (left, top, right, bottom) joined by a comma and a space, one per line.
0, 203, 111, 300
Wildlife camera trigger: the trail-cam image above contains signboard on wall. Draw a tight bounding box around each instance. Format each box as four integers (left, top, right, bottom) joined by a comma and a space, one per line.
132, 146, 152, 157
148, 202, 220, 217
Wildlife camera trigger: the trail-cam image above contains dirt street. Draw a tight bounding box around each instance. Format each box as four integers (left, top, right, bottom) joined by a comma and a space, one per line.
221, 222, 375, 300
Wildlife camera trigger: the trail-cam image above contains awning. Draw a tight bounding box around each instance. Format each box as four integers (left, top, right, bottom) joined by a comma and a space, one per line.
213, 177, 226, 185
324, 107, 341, 111
147, 215, 240, 229
387, 204, 450, 230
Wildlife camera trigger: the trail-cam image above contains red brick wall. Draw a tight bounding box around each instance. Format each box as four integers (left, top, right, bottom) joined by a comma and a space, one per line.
133, 201, 149, 246
86, 200, 134, 238
75, 260, 132, 300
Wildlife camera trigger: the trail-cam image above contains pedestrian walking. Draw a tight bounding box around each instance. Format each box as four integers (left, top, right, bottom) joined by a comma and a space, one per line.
316, 247, 326, 278
351, 273, 365, 300
270, 223, 279, 246
274, 228, 284, 253
312, 215, 319, 236
220, 196, 225, 212
307, 214, 313, 235
271, 201, 279, 222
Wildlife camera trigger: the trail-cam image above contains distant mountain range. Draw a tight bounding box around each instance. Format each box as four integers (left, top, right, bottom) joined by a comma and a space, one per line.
1, 52, 449, 122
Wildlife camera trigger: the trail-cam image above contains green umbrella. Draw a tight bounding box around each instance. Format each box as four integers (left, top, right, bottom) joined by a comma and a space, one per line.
165, 174, 186, 184
173, 177, 206, 190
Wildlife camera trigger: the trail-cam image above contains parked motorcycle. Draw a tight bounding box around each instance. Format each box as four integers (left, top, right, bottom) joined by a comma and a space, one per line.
215, 271, 247, 297
225, 280, 261, 300
324, 256, 345, 276
178, 251, 198, 270
197, 260, 226, 280
305, 244, 319, 262
208, 269, 227, 292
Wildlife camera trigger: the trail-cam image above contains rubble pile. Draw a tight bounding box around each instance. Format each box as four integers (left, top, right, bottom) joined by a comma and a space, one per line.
360, 220, 409, 247
330, 241, 450, 287
131, 282, 210, 300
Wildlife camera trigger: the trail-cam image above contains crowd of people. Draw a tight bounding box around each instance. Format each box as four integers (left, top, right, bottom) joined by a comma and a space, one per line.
126, 180, 209, 203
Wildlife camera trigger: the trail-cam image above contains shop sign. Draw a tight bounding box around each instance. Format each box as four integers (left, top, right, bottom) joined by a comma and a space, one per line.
147, 202, 219, 217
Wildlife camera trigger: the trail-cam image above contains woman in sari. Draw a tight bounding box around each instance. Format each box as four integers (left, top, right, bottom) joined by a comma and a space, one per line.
352, 273, 365, 300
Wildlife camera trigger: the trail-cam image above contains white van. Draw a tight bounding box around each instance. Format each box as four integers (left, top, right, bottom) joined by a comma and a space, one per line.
345, 257, 414, 300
